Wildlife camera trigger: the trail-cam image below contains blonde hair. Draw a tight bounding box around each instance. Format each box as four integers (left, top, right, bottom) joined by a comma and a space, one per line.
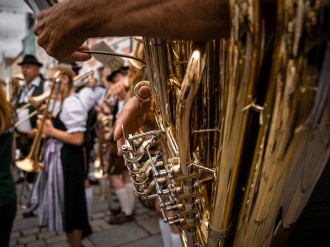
51, 64, 76, 87
0, 86, 12, 133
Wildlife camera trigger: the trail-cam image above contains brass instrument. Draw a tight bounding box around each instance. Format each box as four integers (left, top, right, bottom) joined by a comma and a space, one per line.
129, 37, 146, 71
94, 114, 113, 179
15, 71, 62, 173
73, 69, 94, 90
3, 73, 23, 105
15, 70, 93, 128
16, 90, 51, 115
15, 91, 51, 127
121, 1, 330, 246
93, 73, 117, 179
15, 104, 47, 128
127, 37, 147, 88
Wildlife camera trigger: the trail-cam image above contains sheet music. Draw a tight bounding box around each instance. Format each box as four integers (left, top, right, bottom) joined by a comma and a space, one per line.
23, 0, 58, 15
90, 41, 124, 69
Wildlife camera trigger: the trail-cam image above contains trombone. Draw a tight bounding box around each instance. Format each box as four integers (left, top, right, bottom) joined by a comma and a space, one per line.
15, 71, 62, 173
73, 69, 94, 90
15, 91, 51, 128
16, 91, 50, 115
16, 71, 63, 209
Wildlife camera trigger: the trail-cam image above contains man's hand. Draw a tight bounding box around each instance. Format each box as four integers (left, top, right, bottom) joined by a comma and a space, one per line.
110, 82, 128, 101
37, 119, 54, 137
34, 0, 92, 61
113, 86, 151, 156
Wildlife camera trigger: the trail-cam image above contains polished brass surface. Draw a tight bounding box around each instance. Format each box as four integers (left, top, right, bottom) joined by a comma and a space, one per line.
122, 39, 221, 246
129, 37, 146, 70
14, 104, 47, 128
29, 91, 51, 108
3, 73, 23, 105
94, 115, 112, 179
16, 90, 52, 116
229, 1, 330, 246
73, 69, 94, 89
15, 70, 92, 122
122, 1, 330, 246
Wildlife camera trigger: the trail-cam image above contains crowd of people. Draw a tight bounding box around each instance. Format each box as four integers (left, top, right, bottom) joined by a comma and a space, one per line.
0, 51, 182, 247
1, 0, 232, 245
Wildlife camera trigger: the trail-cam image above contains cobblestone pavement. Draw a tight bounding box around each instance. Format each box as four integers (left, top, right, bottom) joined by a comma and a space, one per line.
10, 177, 163, 247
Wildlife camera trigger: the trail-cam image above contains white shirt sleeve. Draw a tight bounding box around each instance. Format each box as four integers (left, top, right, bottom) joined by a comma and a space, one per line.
78, 87, 96, 111
59, 96, 87, 133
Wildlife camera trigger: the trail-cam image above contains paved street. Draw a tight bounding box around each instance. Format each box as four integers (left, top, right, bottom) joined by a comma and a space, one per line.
10, 176, 163, 247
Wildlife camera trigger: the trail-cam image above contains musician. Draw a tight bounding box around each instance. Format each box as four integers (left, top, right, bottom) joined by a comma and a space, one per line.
96, 68, 136, 224
15, 54, 48, 186
0, 86, 17, 247
33, 0, 330, 246
87, 77, 106, 103
59, 62, 98, 218
77, 86, 97, 218
32, 64, 94, 247
59, 61, 82, 76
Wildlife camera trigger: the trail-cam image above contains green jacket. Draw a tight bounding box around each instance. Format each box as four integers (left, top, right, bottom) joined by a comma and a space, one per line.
0, 131, 17, 206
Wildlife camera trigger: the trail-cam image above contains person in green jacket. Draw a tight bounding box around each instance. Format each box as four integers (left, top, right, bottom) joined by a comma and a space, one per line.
0, 84, 17, 247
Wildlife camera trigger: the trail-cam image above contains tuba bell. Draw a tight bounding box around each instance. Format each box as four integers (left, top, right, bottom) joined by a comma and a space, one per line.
121, 0, 330, 246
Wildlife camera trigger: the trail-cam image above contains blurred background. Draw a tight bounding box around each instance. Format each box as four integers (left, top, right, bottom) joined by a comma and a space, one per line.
0, 0, 134, 83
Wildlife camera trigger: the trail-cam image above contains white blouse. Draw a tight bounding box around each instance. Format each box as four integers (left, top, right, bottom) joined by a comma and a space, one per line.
59, 88, 96, 133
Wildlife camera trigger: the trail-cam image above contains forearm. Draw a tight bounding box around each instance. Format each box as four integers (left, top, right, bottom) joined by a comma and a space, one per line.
49, 128, 84, 146
68, 0, 231, 40
34, 0, 231, 60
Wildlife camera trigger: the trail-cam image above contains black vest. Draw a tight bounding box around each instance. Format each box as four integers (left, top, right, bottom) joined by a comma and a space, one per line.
16, 77, 45, 128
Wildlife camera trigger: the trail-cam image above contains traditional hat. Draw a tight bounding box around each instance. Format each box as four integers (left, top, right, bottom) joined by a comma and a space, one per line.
18, 54, 43, 67
106, 66, 129, 82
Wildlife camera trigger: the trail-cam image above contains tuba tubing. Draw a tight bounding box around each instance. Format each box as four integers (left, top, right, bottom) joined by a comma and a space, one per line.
122, 1, 330, 246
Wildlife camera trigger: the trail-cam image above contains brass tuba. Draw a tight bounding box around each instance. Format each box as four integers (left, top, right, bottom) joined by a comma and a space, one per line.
122, 0, 329, 246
